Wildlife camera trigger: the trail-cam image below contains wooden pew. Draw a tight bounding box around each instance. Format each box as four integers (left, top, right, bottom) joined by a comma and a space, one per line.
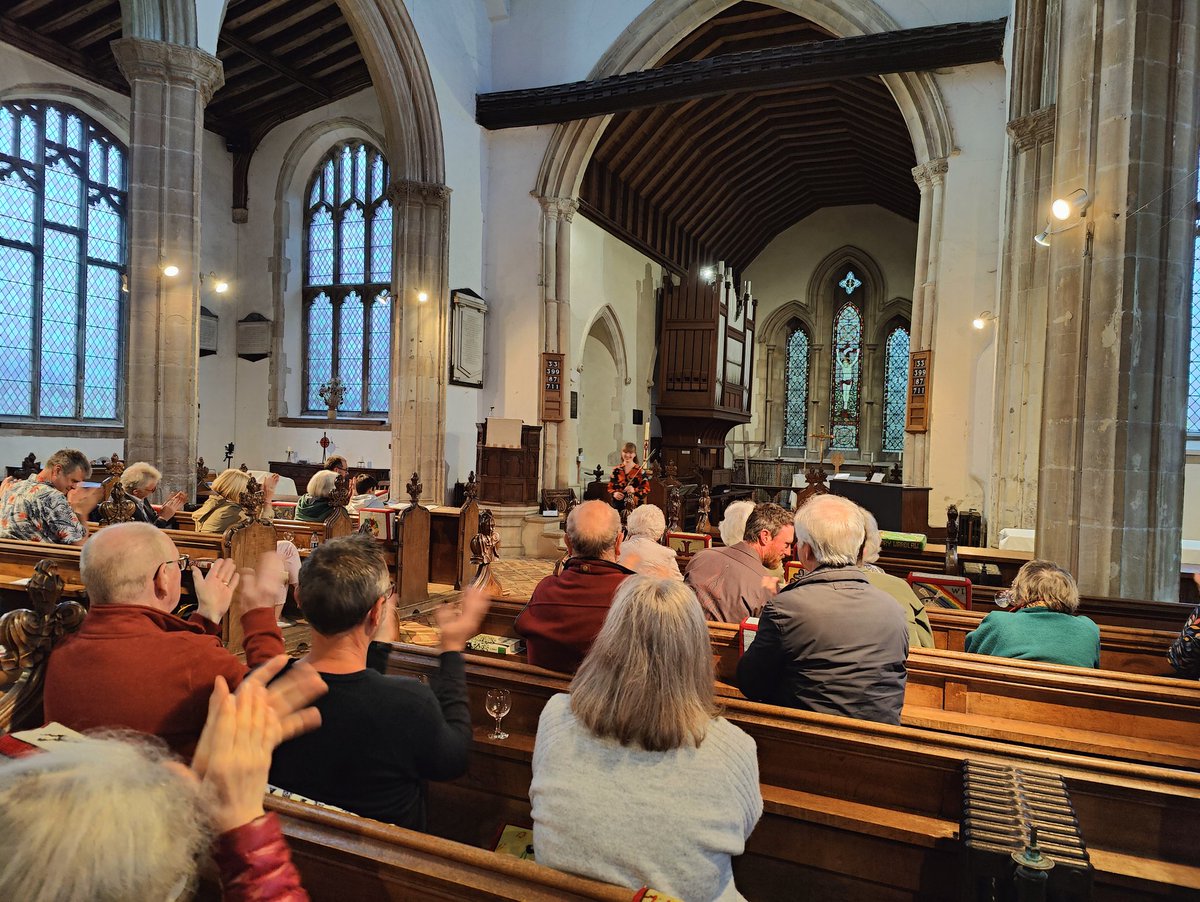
467, 600, 1200, 769
199, 795, 636, 901
382, 644, 1200, 900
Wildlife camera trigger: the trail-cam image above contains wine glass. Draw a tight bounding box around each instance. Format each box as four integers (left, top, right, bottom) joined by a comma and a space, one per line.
486, 688, 512, 740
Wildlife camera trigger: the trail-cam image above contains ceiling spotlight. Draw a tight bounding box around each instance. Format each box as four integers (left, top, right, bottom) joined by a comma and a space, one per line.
417, 291, 429, 303
1033, 224, 1051, 247
972, 310, 995, 330
161, 263, 179, 277
1051, 188, 1090, 221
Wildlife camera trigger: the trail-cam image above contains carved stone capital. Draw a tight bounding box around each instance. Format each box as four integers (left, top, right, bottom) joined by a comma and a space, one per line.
911, 157, 949, 191
386, 178, 452, 206
1007, 105, 1056, 152
111, 38, 225, 104
537, 194, 579, 222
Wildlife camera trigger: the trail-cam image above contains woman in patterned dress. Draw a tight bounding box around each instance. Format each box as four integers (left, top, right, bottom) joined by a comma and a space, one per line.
606, 442, 649, 511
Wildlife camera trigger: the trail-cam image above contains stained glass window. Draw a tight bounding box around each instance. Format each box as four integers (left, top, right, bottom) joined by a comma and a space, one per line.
783, 323, 810, 449
0, 100, 126, 420
883, 324, 910, 452
303, 142, 391, 415
829, 302, 862, 450
1189, 172, 1200, 434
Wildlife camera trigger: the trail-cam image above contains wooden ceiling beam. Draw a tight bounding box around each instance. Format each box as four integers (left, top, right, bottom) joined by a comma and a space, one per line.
477, 17, 1005, 129
66, 16, 122, 49
0, 17, 127, 95
218, 29, 332, 99
222, 0, 296, 32
36, 0, 114, 37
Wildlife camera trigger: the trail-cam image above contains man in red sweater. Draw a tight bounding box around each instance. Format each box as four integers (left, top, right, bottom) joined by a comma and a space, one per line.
43, 521, 286, 758
515, 501, 634, 672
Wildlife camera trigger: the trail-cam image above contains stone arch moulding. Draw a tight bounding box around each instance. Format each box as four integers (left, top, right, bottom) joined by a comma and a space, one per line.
336, 0, 443, 184
759, 300, 816, 346
267, 117, 389, 426
807, 245, 887, 309
873, 300, 912, 345
118, 0, 197, 46
534, 0, 953, 200
0, 85, 131, 143
579, 304, 631, 388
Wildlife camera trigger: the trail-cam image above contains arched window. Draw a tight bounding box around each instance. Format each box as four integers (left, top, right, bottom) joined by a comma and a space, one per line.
882, 323, 910, 452
783, 322, 810, 449
1189, 190, 1200, 435
303, 142, 391, 415
829, 301, 863, 449
0, 100, 126, 421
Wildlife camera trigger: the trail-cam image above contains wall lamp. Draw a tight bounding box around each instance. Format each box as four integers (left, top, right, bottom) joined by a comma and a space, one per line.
972, 310, 996, 330
161, 262, 180, 277
417, 291, 429, 303
1033, 218, 1086, 247
199, 271, 229, 293
1051, 188, 1090, 221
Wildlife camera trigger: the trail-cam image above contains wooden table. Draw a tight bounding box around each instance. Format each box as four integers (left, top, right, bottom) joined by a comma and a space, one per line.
827, 479, 931, 533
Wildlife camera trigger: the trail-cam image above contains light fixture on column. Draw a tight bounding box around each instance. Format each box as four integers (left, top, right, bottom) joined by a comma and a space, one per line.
1051, 188, 1090, 221
699, 265, 715, 282
972, 310, 996, 330
417, 291, 429, 303
200, 271, 230, 294
1033, 224, 1051, 247
161, 262, 180, 277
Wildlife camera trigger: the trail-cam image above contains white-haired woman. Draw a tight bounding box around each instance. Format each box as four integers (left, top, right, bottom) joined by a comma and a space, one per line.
966, 560, 1100, 668
617, 504, 682, 580
530, 576, 762, 901
295, 470, 340, 522
121, 462, 187, 528
718, 499, 754, 548
0, 656, 323, 901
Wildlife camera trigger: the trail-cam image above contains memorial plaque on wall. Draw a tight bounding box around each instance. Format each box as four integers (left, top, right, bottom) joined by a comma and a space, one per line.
540, 352, 565, 422
450, 288, 487, 388
905, 350, 932, 433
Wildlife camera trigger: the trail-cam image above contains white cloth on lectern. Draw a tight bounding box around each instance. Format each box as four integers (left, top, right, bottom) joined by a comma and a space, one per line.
485, 417, 523, 449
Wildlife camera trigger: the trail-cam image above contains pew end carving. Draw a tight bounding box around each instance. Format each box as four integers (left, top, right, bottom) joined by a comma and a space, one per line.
469, 508, 505, 596
397, 474, 431, 605
0, 560, 86, 732
97, 479, 136, 526
222, 476, 278, 654
323, 474, 354, 539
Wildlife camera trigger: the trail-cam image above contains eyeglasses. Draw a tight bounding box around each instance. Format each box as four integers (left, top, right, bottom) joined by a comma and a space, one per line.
163, 554, 191, 572
381, 581, 396, 599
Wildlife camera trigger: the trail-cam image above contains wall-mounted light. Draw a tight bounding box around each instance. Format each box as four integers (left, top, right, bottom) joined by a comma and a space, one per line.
1051, 188, 1090, 221
1033, 224, 1052, 247
417, 291, 429, 303
200, 271, 230, 293
699, 266, 715, 283
972, 310, 996, 330
161, 263, 180, 278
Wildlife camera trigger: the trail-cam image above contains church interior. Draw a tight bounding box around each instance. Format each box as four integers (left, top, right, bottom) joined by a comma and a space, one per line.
2, 0, 1200, 899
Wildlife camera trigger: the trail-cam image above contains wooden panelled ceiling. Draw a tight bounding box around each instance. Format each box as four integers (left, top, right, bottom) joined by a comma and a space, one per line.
0, 0, 373, 152
581, 2, 919, 275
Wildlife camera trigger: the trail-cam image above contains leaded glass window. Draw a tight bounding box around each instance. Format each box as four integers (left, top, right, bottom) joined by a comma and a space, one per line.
783, 323, 810, 449
303, 142, 391, 415
1189, 172, 1200, 435
882, 323, 910, 452
829, 302, 862, 450
0, 100, 126, 421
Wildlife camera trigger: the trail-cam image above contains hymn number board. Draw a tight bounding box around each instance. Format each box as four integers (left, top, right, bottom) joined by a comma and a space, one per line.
905, 350, 931, 433
540, 353, 565, 423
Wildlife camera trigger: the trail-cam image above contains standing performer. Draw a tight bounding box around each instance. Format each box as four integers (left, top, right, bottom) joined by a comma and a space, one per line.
606, 442, 650, 511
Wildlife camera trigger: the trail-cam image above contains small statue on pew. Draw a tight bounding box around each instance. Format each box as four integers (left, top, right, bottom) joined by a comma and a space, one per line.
239, 462, 249, 473
330, 473, 352, 507
945, 504, 960, 577
469, 508, 505, 596
406, 472, 423, 506
464, 471, 479, 502
97, 479, 136, 526
667, 485, 683, 533
236, 475, 268, 522
105, 452, 124, 478
696, 484, 716, 536
884, 461, 903, 485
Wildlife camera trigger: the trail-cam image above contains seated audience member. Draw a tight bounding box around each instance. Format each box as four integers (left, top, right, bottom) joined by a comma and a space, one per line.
530, 576, 762, 902
194, 467, 299, 618
43, 522, 292, 758
966, 560, 1100, 668
684, 502, 793, 623
738, 495, 909, 725
617, 504, 682, 580
718, 499, 754, 547
1169, 574, 1200, 678
347, 474, 382, 513
0, 448, 104, 545
120, 462, 188, 528
325, 455, 349, 478
295, 470, 340, 522
859, 511, 934, 649
0, 658, 322, 902
515, 500, 634, 672
269, 536, 488, 830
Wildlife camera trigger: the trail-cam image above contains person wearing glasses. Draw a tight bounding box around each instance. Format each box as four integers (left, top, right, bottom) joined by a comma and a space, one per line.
269, 536, 490, 831
42, 522, 289, 759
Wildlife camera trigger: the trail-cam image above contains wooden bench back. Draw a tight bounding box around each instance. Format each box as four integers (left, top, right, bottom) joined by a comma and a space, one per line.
397, 503, 431, 605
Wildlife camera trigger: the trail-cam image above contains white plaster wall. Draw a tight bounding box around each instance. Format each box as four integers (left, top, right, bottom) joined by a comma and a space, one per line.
1184, 461, 1200, 541
569, 216, 661, 470
579, 335, 621, 472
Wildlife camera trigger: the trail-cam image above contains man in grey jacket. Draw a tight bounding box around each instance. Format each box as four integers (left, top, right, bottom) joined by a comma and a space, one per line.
737, 494, 908, 725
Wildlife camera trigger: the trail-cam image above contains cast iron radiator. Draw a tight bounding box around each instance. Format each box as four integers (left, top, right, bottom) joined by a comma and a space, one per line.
960, 760, 1093, 901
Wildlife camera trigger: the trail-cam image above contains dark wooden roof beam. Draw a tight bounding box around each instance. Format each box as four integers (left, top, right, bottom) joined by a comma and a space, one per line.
38, 0, 114, 37
218, 30, 332, 100
477, 18, 1006, 129
0, 18, 127, 96
222, 0, 296, 31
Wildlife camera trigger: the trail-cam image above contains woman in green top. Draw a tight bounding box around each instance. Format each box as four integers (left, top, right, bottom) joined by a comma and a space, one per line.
294, 470, 340, 522
965, 560, 1100, 668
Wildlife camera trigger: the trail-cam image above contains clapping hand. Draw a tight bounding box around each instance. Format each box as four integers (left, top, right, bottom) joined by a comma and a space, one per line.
262, 473, 280, 501
235, 551, 289, 613
159, 490, 187, 521
434, 586, 491, 652
193, 557, 241, 623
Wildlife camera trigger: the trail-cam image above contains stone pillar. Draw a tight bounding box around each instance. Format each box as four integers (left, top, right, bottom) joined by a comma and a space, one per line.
537, 195, 579, 490
905, 158, 949, 488
113, 38, 223, 496
386, 179, 451, 504
1036, 0, 1199, 600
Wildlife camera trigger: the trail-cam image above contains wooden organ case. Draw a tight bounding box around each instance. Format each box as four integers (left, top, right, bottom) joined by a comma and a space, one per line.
656, 264, 756, 482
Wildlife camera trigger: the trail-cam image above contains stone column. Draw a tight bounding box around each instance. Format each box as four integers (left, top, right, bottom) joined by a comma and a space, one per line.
536, 195, 579, 490
905, 158, 949, 487
1036, 0, 1199, 600
113, 38, 223, 496
386, 178, 451, 503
